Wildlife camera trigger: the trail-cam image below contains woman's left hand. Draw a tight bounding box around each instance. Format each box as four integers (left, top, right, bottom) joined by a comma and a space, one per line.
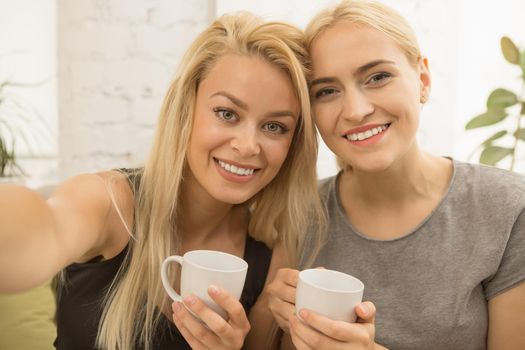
289, 301, 380, 350
172, 285, 251, 350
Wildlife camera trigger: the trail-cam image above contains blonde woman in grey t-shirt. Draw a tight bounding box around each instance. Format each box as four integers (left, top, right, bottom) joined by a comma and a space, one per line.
264, 1, 525, 349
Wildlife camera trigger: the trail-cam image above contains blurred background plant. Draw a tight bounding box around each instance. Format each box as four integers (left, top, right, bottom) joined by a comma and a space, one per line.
0, 75, 54, 178
465, 36, 525, 171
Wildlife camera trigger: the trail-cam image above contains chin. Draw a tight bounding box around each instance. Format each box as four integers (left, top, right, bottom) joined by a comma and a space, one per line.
212, 190, 255, 205
348, 156, 396, 173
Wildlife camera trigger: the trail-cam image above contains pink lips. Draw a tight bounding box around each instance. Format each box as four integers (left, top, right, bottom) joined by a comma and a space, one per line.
343, 123, 389, 147
343, 123, 386, 136
214, 158, 258, 183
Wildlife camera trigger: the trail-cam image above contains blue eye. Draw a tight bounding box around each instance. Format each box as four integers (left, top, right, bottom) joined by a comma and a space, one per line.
263, 122, 288, 134
367, 72, 391, 85
214, 108, 237, 122
314, 87, 338, 99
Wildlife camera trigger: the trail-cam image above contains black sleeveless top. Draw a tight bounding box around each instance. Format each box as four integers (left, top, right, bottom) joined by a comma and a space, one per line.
54, 236, 271, 350
54, 170, 272, 349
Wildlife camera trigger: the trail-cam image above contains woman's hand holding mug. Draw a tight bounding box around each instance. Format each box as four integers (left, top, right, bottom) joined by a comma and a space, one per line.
161, 250, 250, 349
266, 268, 300, 333
268, 267, 380, 349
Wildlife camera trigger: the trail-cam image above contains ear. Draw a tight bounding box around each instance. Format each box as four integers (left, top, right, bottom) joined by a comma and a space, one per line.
419, 57, 431, 104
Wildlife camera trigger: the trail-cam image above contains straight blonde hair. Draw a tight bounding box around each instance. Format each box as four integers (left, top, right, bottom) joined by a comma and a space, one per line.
305, 0, 422, 171
95, 12, 325, 350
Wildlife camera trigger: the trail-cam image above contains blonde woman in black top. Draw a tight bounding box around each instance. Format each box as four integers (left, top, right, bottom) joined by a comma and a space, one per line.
0, 12, 324, 350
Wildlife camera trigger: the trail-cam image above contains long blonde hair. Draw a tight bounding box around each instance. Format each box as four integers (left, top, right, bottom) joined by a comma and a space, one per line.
97, 12, 324, 350
305, 0, 422, 171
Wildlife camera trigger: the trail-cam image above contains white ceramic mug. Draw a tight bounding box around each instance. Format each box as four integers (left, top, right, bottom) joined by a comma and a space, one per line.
161, 250, 248, 320
296, 268, 364, 323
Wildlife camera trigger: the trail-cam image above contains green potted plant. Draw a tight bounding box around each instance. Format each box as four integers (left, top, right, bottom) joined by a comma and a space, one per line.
0, 132, 23, 178
465, 36, 525, 170
0, 79, 52, 181
465, 36, 525, 171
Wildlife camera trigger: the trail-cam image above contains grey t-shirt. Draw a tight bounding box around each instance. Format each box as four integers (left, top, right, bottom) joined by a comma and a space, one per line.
301, 160, 525, 350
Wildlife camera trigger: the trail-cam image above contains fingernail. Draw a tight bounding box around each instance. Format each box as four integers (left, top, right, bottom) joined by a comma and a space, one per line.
359, 303, 369, 316
173, 302, 181, 312
299, 309, 308, 319
209, 284, 220, 295
184, 295, 196, 305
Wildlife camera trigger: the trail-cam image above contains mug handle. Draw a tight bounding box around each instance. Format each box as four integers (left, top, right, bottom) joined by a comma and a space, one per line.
161, 255, 184, 302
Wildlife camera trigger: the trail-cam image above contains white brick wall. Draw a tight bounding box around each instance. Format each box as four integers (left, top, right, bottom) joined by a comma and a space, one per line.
57, 0, 213, 178
217, 0, 460, 178
3, 0, 523, 182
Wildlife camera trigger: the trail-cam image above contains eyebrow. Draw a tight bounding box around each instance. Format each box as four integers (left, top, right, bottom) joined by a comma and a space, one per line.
211, 91, 248, 110
268, 110, 297, 119
310, 59, 396, 88
210, 91, 297, 119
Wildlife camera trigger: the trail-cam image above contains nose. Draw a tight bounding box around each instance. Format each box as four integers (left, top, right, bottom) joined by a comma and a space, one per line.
230, 124, 261, 158
341, 86, 374, 122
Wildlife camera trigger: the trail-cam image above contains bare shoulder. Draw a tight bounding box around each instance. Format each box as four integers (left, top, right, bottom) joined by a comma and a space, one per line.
48, 170, 134, 263
50, 170, 133, 218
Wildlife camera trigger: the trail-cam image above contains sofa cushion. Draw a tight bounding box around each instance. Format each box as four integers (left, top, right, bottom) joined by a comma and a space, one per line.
0, 281, 56, 350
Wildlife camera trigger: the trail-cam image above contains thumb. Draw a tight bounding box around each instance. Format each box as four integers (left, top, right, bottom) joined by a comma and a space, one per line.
355, 301, 376, 324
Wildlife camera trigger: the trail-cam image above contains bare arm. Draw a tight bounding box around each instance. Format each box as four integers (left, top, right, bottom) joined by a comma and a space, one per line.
245, 242, 290, 350
487, 281, 525, 350
0, 172, 132, 292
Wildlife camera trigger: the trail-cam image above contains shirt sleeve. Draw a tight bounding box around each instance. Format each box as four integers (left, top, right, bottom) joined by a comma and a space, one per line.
483, 197, 525, 300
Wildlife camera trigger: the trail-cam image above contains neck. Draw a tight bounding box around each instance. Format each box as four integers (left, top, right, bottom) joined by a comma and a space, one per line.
179, 173, 247, 246
340, 148, 451, 206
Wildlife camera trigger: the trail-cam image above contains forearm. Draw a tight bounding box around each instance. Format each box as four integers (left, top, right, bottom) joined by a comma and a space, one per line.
0, 184, 62, 292
245, 291, 282, 350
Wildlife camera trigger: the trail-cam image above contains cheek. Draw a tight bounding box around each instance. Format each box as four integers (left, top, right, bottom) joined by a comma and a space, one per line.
188, 117, 225, 153
314, 103, 339, 130
264, 137, 294, 169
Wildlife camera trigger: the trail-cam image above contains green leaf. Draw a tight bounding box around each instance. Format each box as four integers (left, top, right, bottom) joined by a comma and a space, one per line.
479, 146, 513, 165
501, 36, 520, 64
482, 130, 507, 146
486, 88, 518, 109
465, 108, 508, 129
514, 129, 525, 141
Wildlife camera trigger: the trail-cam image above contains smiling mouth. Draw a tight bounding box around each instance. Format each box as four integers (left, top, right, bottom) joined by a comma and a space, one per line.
344, 123, 390, 141
216, 159, 257, 176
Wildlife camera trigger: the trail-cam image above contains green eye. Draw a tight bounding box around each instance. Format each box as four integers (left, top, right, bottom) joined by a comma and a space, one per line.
214, 108, 238, 122
264, 122, 287, 134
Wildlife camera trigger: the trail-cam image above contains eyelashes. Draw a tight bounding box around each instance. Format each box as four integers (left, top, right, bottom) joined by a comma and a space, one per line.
212, 107, 290, 135
366, 72, 392, 85
314, 87, 338, 99
214, 108, 238, 122
312, 72, 394, 101
263, 122, 288, 134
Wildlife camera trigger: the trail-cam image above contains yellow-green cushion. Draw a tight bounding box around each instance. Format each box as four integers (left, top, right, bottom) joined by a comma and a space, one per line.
0, 281, 56, 350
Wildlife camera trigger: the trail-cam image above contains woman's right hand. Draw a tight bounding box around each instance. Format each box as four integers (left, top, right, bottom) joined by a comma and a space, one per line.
266, 268, 299, 333
172, 285, 251, 350
289, 301, 380, 350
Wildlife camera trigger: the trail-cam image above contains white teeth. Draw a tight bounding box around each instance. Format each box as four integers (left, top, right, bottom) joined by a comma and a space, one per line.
218, 160, 254, 176
346, 124, 388, 141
